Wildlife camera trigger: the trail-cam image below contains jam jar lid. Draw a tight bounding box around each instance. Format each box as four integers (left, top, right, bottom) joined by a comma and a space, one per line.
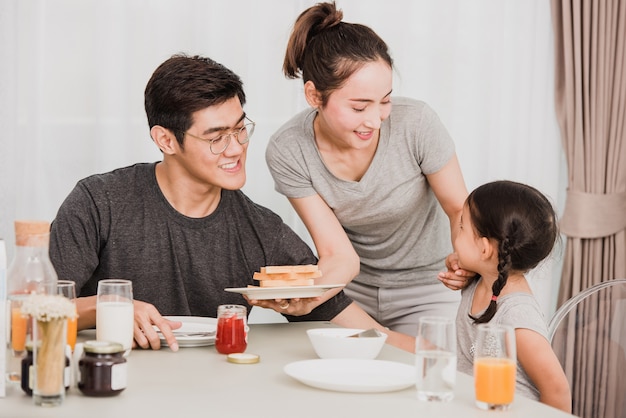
83, 340, 125, 354
24, 341, 42, 351
227, 353, 260, 364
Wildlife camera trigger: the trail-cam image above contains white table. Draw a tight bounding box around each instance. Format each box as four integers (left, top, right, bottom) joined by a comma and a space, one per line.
2, 321, 576, 417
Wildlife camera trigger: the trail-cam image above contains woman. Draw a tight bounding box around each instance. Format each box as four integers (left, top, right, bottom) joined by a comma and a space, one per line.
265, 2, 469, 335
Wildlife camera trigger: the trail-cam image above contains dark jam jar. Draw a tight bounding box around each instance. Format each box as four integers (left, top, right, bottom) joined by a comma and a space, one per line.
21, 342, 70, 396
78, 340, 127, 397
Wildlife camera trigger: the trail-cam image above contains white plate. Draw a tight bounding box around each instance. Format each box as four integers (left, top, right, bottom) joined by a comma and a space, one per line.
155, 316, 217, 348
283, 359, 415, 393
224, 284, 344, 300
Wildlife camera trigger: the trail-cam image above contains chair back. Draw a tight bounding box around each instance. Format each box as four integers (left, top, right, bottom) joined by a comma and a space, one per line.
548, 279, 626, 418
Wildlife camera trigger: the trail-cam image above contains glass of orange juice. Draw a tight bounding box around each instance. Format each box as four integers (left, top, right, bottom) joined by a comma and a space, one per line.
10, 303, 29, 354
57, 280, 78, 351
474, 324, 516, 410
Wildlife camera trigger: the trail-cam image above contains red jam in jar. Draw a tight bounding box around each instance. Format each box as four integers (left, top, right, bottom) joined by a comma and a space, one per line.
215, 305, 247, 354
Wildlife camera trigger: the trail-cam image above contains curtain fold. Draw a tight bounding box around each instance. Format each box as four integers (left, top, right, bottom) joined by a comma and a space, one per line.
551, 0, 626, 416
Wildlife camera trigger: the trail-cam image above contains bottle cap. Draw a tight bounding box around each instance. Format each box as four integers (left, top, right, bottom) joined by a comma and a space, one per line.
83, 340, 125, 354
227, 353, 260, 364
14, 220, 51, 246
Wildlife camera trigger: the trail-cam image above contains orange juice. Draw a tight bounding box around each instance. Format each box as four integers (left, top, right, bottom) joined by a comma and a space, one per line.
11, 305, 28, 352
474, 357, 516, 405
66, 315, 78, 351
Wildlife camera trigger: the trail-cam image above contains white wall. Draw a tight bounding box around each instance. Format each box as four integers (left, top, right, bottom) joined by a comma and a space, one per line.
0, 0, 566, 319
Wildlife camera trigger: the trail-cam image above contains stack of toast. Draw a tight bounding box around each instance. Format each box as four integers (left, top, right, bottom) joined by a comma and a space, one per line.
253, 264, 322, 287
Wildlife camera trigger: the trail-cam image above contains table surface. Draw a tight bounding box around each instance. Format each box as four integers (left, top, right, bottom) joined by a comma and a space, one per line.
2, 321, 576, 418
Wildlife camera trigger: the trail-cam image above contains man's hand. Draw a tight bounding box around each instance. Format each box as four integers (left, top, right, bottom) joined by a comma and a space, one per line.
438, 252, 475, 291
132, 300, 182, 351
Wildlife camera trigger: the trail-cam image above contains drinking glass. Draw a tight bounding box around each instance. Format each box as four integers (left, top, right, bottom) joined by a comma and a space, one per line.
473, 324, 517, 410
215, 305, 247, 354
415, 316, 457, 401
56, 280, 78, 351
96, 279, 134, 355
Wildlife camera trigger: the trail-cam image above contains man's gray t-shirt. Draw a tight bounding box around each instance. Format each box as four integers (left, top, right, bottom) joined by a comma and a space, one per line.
266, 97, 455, 288
49, 162, 351, 321
456, 279, 549, 400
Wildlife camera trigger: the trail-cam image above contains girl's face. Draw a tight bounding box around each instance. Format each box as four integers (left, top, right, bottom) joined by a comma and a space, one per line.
315, 59, 393, 150
453, 204, 485, 273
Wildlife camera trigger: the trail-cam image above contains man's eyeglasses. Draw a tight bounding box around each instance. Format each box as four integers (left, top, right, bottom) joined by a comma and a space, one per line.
179, 117, 255, 155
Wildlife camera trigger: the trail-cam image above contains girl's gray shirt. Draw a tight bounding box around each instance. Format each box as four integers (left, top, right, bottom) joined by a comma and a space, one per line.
266, 97, 455, 288
456, 279, 549, 400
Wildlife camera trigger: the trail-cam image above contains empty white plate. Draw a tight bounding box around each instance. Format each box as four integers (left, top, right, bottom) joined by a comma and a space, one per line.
284, 359, 415, 393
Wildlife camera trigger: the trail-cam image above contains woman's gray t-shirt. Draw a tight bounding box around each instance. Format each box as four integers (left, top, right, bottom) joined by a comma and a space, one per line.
266, 97, 455, 288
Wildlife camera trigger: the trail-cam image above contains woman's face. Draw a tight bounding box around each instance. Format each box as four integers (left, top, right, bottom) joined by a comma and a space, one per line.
315, 58, 393, 150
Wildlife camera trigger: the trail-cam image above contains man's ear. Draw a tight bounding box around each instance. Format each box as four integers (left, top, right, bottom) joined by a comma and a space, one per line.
151, 125, 178, 155
304, 80, 323, 109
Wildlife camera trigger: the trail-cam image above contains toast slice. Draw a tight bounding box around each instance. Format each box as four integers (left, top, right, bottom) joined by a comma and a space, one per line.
254, 264, 322, 287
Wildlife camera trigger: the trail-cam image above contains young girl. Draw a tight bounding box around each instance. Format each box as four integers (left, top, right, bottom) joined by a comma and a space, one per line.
454, 180, 571, 412
265, 1, 470, 334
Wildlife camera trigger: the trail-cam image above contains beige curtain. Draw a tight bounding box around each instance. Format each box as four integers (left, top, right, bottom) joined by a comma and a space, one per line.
551, 0, 626, 417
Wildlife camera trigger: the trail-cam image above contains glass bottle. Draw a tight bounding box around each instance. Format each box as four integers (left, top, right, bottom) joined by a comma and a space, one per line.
6, 220, 58, 382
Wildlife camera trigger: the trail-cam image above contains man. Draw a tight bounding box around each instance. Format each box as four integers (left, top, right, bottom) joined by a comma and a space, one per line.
50, 54, 412, 352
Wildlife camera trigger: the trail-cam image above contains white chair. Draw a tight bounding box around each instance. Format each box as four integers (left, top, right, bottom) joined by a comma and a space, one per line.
548, 279, 626, 418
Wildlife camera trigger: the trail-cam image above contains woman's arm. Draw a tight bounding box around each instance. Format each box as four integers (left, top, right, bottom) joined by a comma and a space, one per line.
288, 193, 360, 291
250, 193, 359, 315
425, 153, 468, 243
516, 328, 572, 413
426, 153, 474, 289
332, 302, 415, 353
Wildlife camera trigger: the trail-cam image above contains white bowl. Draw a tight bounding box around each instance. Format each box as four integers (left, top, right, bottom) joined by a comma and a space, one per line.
306, 328, 387, 360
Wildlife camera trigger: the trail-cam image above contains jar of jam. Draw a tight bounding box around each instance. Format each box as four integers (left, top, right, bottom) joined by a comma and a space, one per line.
78, 340, 127, 397
215, 304, 248, 354
21, 342, 71, 396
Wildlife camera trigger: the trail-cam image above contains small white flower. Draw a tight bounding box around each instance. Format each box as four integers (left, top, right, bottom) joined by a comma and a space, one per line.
20, 293, 77, 322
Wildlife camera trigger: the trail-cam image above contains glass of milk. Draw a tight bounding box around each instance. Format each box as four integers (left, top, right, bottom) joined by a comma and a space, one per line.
96, 279, 134, 356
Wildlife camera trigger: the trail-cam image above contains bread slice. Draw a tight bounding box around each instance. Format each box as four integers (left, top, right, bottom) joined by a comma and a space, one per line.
253, 271, 322, 281
261, 264, 319, 274
254, 264, 321, 287
259, 278, 315, 287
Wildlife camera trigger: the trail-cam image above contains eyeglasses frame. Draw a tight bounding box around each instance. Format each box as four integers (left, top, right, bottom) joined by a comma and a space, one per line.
176, 117, 255, 155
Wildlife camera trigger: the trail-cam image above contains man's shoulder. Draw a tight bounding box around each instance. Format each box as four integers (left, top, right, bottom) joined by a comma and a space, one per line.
75, 163, 155, 195
79, 162, 154, 184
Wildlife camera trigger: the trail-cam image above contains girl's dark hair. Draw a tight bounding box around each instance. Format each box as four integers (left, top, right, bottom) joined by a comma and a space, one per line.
469, 180, 559, 323
283, 1, 392, 105
144, 54, 246, 147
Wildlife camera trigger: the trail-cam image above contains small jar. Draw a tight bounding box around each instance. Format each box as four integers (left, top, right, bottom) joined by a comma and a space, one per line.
21, 342, 71, 396
78, 340, 127, 397
215, 304, 248, 354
